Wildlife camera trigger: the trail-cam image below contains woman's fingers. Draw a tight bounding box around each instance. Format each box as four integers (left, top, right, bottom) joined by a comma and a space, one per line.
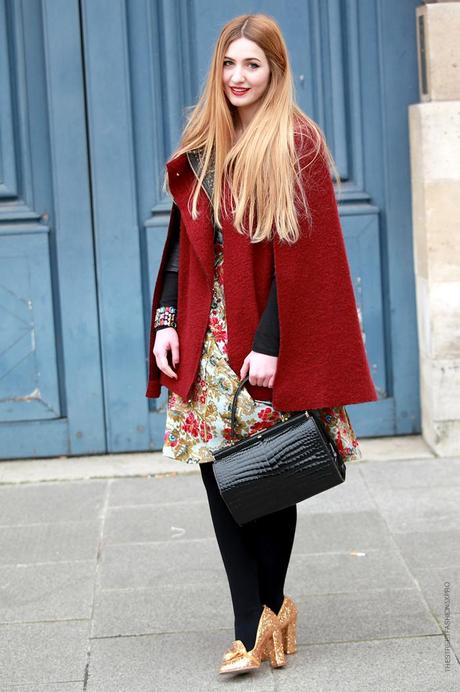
153, 329, 179, 378
246, 352, 278, 388
239, 354, 250, 380
249, 374, 272, 387
171, 342, 180, 366
156, 351, 177, 378
251, 373, 277, 387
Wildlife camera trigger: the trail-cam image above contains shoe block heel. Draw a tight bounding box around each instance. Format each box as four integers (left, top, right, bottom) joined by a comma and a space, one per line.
282, 620, 297, 655
265, 628, 287, 668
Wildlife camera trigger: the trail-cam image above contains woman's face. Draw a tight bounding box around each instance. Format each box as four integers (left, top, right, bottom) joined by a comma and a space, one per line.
222, 37, 270, 112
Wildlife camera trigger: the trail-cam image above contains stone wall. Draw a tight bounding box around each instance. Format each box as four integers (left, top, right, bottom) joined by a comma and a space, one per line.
409, 0, 460, 455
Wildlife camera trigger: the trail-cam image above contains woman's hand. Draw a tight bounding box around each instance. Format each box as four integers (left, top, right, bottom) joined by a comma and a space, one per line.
240, 351, 278, 388
153, 328, 179, 379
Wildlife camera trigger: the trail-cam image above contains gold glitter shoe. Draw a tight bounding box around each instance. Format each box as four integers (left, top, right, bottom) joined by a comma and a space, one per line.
277, 595, 298, 654
219, 605, 286, 675
261, 595, 298, 660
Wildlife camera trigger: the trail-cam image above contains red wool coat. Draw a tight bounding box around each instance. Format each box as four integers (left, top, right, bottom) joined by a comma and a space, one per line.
145, 132, 378, 410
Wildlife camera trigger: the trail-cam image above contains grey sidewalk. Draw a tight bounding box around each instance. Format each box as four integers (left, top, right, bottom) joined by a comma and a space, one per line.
0, 436, 459, 691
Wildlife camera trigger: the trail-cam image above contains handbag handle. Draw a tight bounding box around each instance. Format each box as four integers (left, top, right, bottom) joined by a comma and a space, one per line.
229, 375, 250, 441
229, 375, 300, 442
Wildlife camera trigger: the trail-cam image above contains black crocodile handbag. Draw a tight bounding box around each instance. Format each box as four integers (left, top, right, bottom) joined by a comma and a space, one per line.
211, 375, 346, 526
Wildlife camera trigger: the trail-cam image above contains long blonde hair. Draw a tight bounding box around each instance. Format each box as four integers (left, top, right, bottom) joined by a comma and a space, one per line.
165, 13, 341, 244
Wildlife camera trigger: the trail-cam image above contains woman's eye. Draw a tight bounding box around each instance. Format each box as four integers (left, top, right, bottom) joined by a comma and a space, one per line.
223, 60, 259, 69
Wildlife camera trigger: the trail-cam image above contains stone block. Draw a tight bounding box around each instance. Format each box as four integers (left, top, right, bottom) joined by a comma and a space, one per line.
423, 417, 460, 456
429, 281, 460, 355
424, 184, 460, 282
409, 102, 460, 183
416, 3, 460, 101
415, 277, 460, 358
420, 353, 460, 421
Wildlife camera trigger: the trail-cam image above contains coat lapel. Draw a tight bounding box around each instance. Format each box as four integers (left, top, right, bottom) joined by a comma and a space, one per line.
186, 149, 214, 204
166, 151, 215, 289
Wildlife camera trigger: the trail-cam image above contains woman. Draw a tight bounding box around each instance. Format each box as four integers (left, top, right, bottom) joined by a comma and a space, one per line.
146, 14, 378, 676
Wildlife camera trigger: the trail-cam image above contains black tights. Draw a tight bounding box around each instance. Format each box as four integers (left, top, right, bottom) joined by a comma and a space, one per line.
200, 461, 297, 650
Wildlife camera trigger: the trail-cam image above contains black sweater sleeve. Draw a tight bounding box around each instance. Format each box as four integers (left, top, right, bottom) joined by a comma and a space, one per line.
159, 271, 178, 309
163, 204, 180, 273
155, 205, 180, 330
251, 275, 280, 356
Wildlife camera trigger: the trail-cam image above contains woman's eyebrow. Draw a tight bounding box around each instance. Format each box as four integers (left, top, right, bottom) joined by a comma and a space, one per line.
223, 56, 261, 61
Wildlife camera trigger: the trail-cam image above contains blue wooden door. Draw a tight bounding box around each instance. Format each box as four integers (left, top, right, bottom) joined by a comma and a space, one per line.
0, 0, 420, 460
0, 0, 107, 458
0, 0, 152, 458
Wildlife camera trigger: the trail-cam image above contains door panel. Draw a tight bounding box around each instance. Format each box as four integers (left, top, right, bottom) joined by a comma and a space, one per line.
80, 0, 151, 451
0, 0, 105, 458
0, 231, 60, 422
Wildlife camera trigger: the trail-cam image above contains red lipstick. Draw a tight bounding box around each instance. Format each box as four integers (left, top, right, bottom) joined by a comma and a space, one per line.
230, 87, 250, 96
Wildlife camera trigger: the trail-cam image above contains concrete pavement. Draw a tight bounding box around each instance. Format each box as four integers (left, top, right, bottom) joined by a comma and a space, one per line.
0, 435, 459, 690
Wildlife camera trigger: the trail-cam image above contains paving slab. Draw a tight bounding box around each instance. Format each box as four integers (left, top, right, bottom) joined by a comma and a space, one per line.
86, 630, 275, 691
444, 611, 460, 662
92, 581, 234, 638
274, 635, 459, 692
0, 560, 96, 623
103, 500, 215, 544
411, 565, 460, 618
108, 473, 206, 507
286, 548, 416, 595
0, 520, 100, 566
296, 465, 378, 514
98, 538, 223, 589
287, 589, 440, 644
2, 683, 84, 690
0, 620, 89, 688
391, 529, 460, 570
359, 456, 460, 489
363, 484, 460, 533
0, 680, 84, 692
0, 480, 107, 525
292, 510, 394, 554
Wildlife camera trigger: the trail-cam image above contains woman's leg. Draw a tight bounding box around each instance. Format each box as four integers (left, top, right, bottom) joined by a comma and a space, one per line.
199, 461, 263, 650
246, 504, 297, 615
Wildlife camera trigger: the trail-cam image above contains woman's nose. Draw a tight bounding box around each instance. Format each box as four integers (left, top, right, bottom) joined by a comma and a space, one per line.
230, 69, 245, 83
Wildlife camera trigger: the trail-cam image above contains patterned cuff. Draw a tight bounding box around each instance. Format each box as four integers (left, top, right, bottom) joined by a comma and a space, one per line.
154, 305, 177, 329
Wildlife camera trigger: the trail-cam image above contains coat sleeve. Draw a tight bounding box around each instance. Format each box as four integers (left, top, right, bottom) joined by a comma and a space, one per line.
145, 202, 181, 398
272, 140, 378, 409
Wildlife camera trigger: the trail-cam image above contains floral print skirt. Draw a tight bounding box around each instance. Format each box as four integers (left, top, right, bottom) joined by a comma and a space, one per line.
162, 239, 362, 465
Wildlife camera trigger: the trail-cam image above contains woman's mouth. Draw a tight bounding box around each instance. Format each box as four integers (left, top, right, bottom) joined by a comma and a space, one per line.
230, 87, 250, 96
